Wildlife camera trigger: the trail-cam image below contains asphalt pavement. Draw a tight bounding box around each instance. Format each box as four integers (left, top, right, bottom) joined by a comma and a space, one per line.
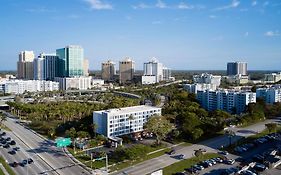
2, 111, 91, 175
111, 118, 281, 175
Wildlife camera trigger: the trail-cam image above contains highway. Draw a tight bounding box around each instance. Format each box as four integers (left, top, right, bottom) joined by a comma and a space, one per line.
112, 118, 281, 175
1, 111, 91, 175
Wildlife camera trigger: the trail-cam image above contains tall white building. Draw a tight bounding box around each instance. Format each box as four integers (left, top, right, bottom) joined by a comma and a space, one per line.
256, 87, 281, 104
3, 80, 59, 94
101, 60, 116, 81
193, 73, 221, 87
33, 57, 45, 80
54, 76, 92, 90
227, 62, 247, 76
143, 59, 163, 82
163, 66, 172, 81
93, 105, 161, 138
197, 89, 256, 114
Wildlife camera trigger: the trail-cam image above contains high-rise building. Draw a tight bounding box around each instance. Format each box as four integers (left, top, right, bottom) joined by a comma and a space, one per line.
43, 53, 61, 81
83, 59, 89, 76
163, 67, 172, 81
227, 62, 247, 76
56, 45, 84, 77
119, 58, 135, 84
17, 51, 35, 79
101, 60, 116, 81
33, 56, 45, 80
143, 58, 163, 82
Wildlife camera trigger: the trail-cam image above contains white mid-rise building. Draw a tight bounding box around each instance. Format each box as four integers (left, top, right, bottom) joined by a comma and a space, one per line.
142, 75, 157, 85
193, 73, 221, 87
256, 87, 281, 104
143, 59, 163, 83
3, 80, 59, 94
93, 105, 161, 138
197, 89, 256, 114
54, 76, 92, 90
183, 83, 217, 94
264, 73, 281, 83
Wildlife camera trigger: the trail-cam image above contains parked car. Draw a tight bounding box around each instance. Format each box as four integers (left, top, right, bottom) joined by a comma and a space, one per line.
10, 140, 16, 145
219, 151, 229, 155
27, 158, 33, 164
178, 154, 185, 159
192, 164, 204, 171
215, 157, 223, 163
8, 150, 16, 155
253, 163, 268, 171
167, 149, 176, 155
240, 170, 257, 175
225, 159, 235, 165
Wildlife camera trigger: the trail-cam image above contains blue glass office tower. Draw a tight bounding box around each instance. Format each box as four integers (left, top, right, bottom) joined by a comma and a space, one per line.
56, 45, 84, 77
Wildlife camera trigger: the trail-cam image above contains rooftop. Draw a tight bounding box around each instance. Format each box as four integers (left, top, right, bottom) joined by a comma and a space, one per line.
94, 105, 161, 115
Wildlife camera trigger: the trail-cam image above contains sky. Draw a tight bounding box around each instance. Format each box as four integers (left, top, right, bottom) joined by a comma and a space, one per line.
0, 0, 281, 71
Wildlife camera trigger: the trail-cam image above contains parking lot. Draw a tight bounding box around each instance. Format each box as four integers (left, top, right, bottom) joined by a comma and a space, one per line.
175, 131, 281, 175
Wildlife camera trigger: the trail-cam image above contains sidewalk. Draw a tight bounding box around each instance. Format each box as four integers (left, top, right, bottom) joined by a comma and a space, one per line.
0, 163, 9, 175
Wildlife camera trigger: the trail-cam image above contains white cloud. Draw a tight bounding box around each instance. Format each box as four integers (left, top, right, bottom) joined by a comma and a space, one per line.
264, 31, 280, 37
177, 2, 194, 9
156, 0, 167, 9
244, 32, 249, 37
84, 0, 113, 10
252, 1, 257, 6
132, 3, 151, 9
213, 0, 240, 11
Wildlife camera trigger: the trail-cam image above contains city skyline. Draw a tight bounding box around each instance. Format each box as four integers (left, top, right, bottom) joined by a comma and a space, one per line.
0, 0, 281, 70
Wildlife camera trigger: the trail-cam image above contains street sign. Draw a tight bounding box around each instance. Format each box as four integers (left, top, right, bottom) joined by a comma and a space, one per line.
55, 138, 72, 147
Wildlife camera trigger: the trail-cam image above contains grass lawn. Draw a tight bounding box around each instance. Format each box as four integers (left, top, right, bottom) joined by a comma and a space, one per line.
0, 157, 16, 175
0, 167, 4, 175
0, 125, 11, 131
163, 153, 220, 175
68, 144, 171, 172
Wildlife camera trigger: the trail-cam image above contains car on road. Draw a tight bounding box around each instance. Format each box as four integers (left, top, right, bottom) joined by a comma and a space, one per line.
178, 154, 185, 159
10, 162, 18, 167
8, 150, 16, 155
20, 160, 28, 167
27, 158, 33, 164
167, 149, 176, 155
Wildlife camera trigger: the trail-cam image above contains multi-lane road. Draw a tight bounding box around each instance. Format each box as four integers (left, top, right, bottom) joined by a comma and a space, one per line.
112, 118, 281, 175
1, 111, 91, 175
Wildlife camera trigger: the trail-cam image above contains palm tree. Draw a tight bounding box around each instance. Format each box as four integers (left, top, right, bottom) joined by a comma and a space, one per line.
0, 111, 7, 127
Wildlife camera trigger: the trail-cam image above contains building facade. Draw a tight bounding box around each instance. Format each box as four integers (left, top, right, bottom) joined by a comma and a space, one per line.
56, 45, 84, 77
17, 51, 35, 80
101, 60, 116, 81
54, 76, 92, 90
193, 73, 221, 87
197, 89, 256, 114
227, 62, 247, 76
93, 105, 161, 138
119, 58, 135, 84
143, 59, 163, 83
256, 87, 281, 104
264, 73, 281, 83
3, 80, 59, 94
183, 83, 217, 94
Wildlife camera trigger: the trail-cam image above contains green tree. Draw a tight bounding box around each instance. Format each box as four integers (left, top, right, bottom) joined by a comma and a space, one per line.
0, 111, 7, 127
145, 115, 173, 145
77, 131, 89, 139
65, 127, 77, 139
